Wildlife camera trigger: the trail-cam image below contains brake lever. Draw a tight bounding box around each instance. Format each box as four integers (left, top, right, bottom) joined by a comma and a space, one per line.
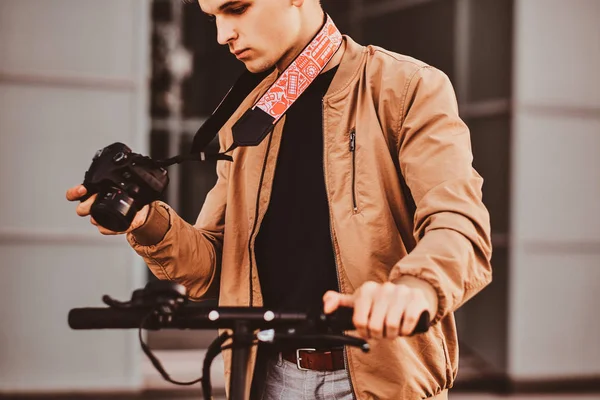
257, 330, 370, 353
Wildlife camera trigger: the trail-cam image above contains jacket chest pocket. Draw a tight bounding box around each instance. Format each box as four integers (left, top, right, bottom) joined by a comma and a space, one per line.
349, 128, 359, 213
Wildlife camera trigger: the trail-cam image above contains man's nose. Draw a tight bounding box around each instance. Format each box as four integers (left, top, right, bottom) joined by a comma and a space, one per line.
216, 18, 238, 46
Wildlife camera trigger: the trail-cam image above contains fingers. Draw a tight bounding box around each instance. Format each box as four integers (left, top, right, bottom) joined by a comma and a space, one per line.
352, 282, 378, 339
384, 286, 407, 338
324, 281, 433, 340
367, 282, 394, 339
70, 184, 95, 218
75, 194, 97, 217
323, 291, 354, 314
97, 226, 122, 235
73, 192, 118, 235
339, 281, 432, 341
67, 184, 125, 236
91, 217, 121, 235
400, 291, 427, 336
66, 185, 87, 201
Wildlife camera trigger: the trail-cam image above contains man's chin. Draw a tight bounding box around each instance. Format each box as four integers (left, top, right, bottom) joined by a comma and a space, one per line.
243, 60, 274, 74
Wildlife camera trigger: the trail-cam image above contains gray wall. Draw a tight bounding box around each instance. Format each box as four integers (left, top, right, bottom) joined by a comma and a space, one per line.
0, 0, 149, 393
509, 0, 600, 380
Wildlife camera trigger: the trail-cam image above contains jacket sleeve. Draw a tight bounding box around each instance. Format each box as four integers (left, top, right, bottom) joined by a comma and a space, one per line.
388, 65, 493, 324
126, 146, 230, 301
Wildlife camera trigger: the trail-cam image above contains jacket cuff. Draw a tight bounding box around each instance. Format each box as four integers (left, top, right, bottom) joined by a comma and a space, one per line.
130, 201, 171, 246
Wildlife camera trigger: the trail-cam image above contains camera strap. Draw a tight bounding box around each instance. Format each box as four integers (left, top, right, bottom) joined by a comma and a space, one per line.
189, 13, 343, 161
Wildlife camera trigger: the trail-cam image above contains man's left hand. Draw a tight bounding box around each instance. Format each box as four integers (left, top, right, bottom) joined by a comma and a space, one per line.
322, 277, 438, 339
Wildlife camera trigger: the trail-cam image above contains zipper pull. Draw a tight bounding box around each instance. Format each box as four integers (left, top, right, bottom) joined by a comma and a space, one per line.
349, 129, 356, 152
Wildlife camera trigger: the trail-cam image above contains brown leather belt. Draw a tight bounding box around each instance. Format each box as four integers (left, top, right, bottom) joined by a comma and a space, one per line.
281, 348, 345, 372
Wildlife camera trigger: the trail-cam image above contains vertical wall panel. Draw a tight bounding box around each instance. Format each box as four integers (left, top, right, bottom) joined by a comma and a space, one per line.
0, 0, 149, 393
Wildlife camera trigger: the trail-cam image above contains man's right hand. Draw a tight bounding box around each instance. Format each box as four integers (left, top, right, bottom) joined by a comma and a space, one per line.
66, 185, 150, 235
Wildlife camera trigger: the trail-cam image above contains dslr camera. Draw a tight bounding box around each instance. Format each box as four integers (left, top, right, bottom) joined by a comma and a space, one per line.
81, 142, 168, 232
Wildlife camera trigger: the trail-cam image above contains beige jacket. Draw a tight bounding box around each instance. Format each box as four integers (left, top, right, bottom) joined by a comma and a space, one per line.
128, 36, 492, 399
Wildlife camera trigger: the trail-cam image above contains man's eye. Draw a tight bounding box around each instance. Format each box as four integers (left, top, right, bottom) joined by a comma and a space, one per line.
229, 5, 248, 15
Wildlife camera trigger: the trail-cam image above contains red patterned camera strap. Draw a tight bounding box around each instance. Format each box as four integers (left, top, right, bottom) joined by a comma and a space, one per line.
253, 14, 343, 121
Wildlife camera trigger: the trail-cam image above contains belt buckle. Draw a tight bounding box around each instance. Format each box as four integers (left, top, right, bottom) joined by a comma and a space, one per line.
295, 348, 316, 371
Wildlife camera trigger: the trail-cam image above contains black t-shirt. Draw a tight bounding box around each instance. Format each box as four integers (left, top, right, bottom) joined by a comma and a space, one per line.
254, 66, 340, 313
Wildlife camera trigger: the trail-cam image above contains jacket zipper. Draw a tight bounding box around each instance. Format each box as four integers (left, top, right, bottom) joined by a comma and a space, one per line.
323, 99, 357, 400
247, 132, 275, 307
349, 128, 358, 213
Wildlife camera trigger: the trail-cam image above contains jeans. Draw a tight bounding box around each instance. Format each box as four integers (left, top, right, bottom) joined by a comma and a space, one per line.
258, 352, 354, 400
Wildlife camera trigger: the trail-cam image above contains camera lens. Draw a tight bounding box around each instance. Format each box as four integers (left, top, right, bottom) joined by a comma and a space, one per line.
91, 189, 138, 232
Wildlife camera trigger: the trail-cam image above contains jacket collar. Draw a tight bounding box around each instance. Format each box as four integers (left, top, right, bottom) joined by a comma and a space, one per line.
325, 35, 367, 99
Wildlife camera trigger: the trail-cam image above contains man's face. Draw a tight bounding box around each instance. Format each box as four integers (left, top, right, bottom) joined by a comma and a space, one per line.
199, 0, 302, 73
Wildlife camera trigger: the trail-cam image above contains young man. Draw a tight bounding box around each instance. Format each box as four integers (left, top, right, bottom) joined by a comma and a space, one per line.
67, 0, 492, 398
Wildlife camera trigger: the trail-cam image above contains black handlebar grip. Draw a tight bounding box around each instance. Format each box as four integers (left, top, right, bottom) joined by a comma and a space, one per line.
413, 310, 431, 334
68, 308, 146, 329
329, 307, 430, 336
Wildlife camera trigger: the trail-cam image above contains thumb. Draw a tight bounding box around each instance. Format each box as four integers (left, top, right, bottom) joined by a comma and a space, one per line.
323, 291, 355, 314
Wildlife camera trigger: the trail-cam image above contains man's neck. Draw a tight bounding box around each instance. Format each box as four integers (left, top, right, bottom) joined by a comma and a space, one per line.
322, 38, 345, 74
275, 10, 342, 74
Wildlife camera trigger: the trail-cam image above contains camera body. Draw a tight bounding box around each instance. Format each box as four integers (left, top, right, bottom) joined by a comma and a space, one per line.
82, 142, 169, 232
